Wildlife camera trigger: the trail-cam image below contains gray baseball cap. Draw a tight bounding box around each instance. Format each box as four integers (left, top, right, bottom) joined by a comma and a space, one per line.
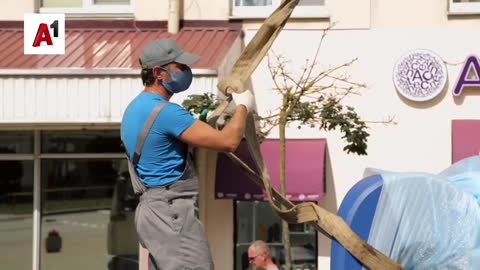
139, 38, 200, 68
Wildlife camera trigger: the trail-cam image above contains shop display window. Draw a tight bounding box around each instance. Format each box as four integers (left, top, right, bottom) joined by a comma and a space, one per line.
0, 129, 136, 270
235, 201, 317, 270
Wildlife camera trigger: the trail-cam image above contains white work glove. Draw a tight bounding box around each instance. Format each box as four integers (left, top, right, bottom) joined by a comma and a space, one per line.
231, 90, 255, 113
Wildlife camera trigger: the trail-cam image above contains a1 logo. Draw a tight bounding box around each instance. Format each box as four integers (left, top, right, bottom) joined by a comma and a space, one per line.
24, 14, 65, 55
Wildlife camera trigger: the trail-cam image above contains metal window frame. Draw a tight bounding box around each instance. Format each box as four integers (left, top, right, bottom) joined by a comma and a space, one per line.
0, 129, 124, 270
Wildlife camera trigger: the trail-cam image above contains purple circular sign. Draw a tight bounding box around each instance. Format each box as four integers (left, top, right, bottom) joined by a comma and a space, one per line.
393, 49, 447, 102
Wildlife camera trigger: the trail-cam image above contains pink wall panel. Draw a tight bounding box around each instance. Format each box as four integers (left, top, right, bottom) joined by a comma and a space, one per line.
452, 120, 480, 163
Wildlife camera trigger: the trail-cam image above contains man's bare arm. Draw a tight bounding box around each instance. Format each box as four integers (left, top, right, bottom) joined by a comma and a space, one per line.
179, 106, 248, 152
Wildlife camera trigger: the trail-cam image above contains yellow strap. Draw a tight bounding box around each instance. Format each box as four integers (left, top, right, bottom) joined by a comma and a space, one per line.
210, 1, 403, 269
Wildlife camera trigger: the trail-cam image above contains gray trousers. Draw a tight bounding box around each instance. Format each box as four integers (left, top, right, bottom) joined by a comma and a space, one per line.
135, 162, 214, 270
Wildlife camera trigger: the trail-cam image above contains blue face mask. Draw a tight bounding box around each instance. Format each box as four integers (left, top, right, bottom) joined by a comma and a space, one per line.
161, 66, 193, 93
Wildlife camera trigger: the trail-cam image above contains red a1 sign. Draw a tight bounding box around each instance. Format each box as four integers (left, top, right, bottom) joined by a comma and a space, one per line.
24, 14, 65, 55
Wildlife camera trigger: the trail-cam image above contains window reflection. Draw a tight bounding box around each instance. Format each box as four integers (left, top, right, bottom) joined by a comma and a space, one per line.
235, 0, 272, 6
41, 130, 123, 153
0, 160, 33, 270
0, 129, 138, 270
0, 131, 33, 154
40, 158, 136, 270
0, 160, 33, 214
41, 159, 123, 213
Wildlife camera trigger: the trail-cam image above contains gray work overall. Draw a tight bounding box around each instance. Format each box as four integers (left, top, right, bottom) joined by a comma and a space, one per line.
136, 159, 213, 270
126, 101, 214, 270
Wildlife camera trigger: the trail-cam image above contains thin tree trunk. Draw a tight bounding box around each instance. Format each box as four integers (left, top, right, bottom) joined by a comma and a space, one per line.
279, 95, 292, 270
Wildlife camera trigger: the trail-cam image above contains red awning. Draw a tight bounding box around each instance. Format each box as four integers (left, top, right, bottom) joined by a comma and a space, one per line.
452, 120, 480, 163
215, 139, 326, 201
0, 21, 241, 71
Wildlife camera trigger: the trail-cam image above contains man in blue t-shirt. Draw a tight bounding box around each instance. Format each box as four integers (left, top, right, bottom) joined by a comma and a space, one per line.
120, 38, 254, 270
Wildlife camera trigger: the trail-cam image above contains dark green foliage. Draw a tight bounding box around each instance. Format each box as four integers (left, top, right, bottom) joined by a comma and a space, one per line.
255, 95, 370, 156
318, 97, 369, 155
181, 93, 219, 115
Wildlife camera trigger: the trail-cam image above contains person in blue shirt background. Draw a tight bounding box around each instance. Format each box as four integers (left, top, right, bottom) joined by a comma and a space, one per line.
121, 38, 254, 270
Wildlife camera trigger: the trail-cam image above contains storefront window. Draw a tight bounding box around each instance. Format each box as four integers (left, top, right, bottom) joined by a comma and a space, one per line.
0, 131, 33, 153
235, 201, 317, 270
0, 160, 34, 270
41, 130, 123, 153
0, 129, 137, 270
38, 130, 135, 270
41, 159, 122, 213
40, 158, 131, 270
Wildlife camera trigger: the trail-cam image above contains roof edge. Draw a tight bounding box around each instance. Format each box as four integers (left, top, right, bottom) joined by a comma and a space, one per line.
0, 20, 242, 30
0, 68, 217, 76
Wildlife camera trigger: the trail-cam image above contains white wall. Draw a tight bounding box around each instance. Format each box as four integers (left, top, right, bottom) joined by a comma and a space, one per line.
247, 26, 480, 191
2, 0, 480, 30
0, 0, 36, 20
0, 75, 218, 123
243, 27, 480, 268
371, 0, 480, 29
135, 0, 230, 21
0, 0, 230, 21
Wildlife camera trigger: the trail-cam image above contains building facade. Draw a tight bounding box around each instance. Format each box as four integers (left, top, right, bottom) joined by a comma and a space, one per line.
0, 1, 479, 270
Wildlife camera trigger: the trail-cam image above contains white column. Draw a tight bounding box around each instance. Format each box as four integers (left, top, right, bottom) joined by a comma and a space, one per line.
32, 130, 41, 270
168, 0, 180, 34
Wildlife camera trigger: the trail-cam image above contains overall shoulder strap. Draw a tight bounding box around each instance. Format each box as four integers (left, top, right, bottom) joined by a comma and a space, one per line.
131, 101, 168, 166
